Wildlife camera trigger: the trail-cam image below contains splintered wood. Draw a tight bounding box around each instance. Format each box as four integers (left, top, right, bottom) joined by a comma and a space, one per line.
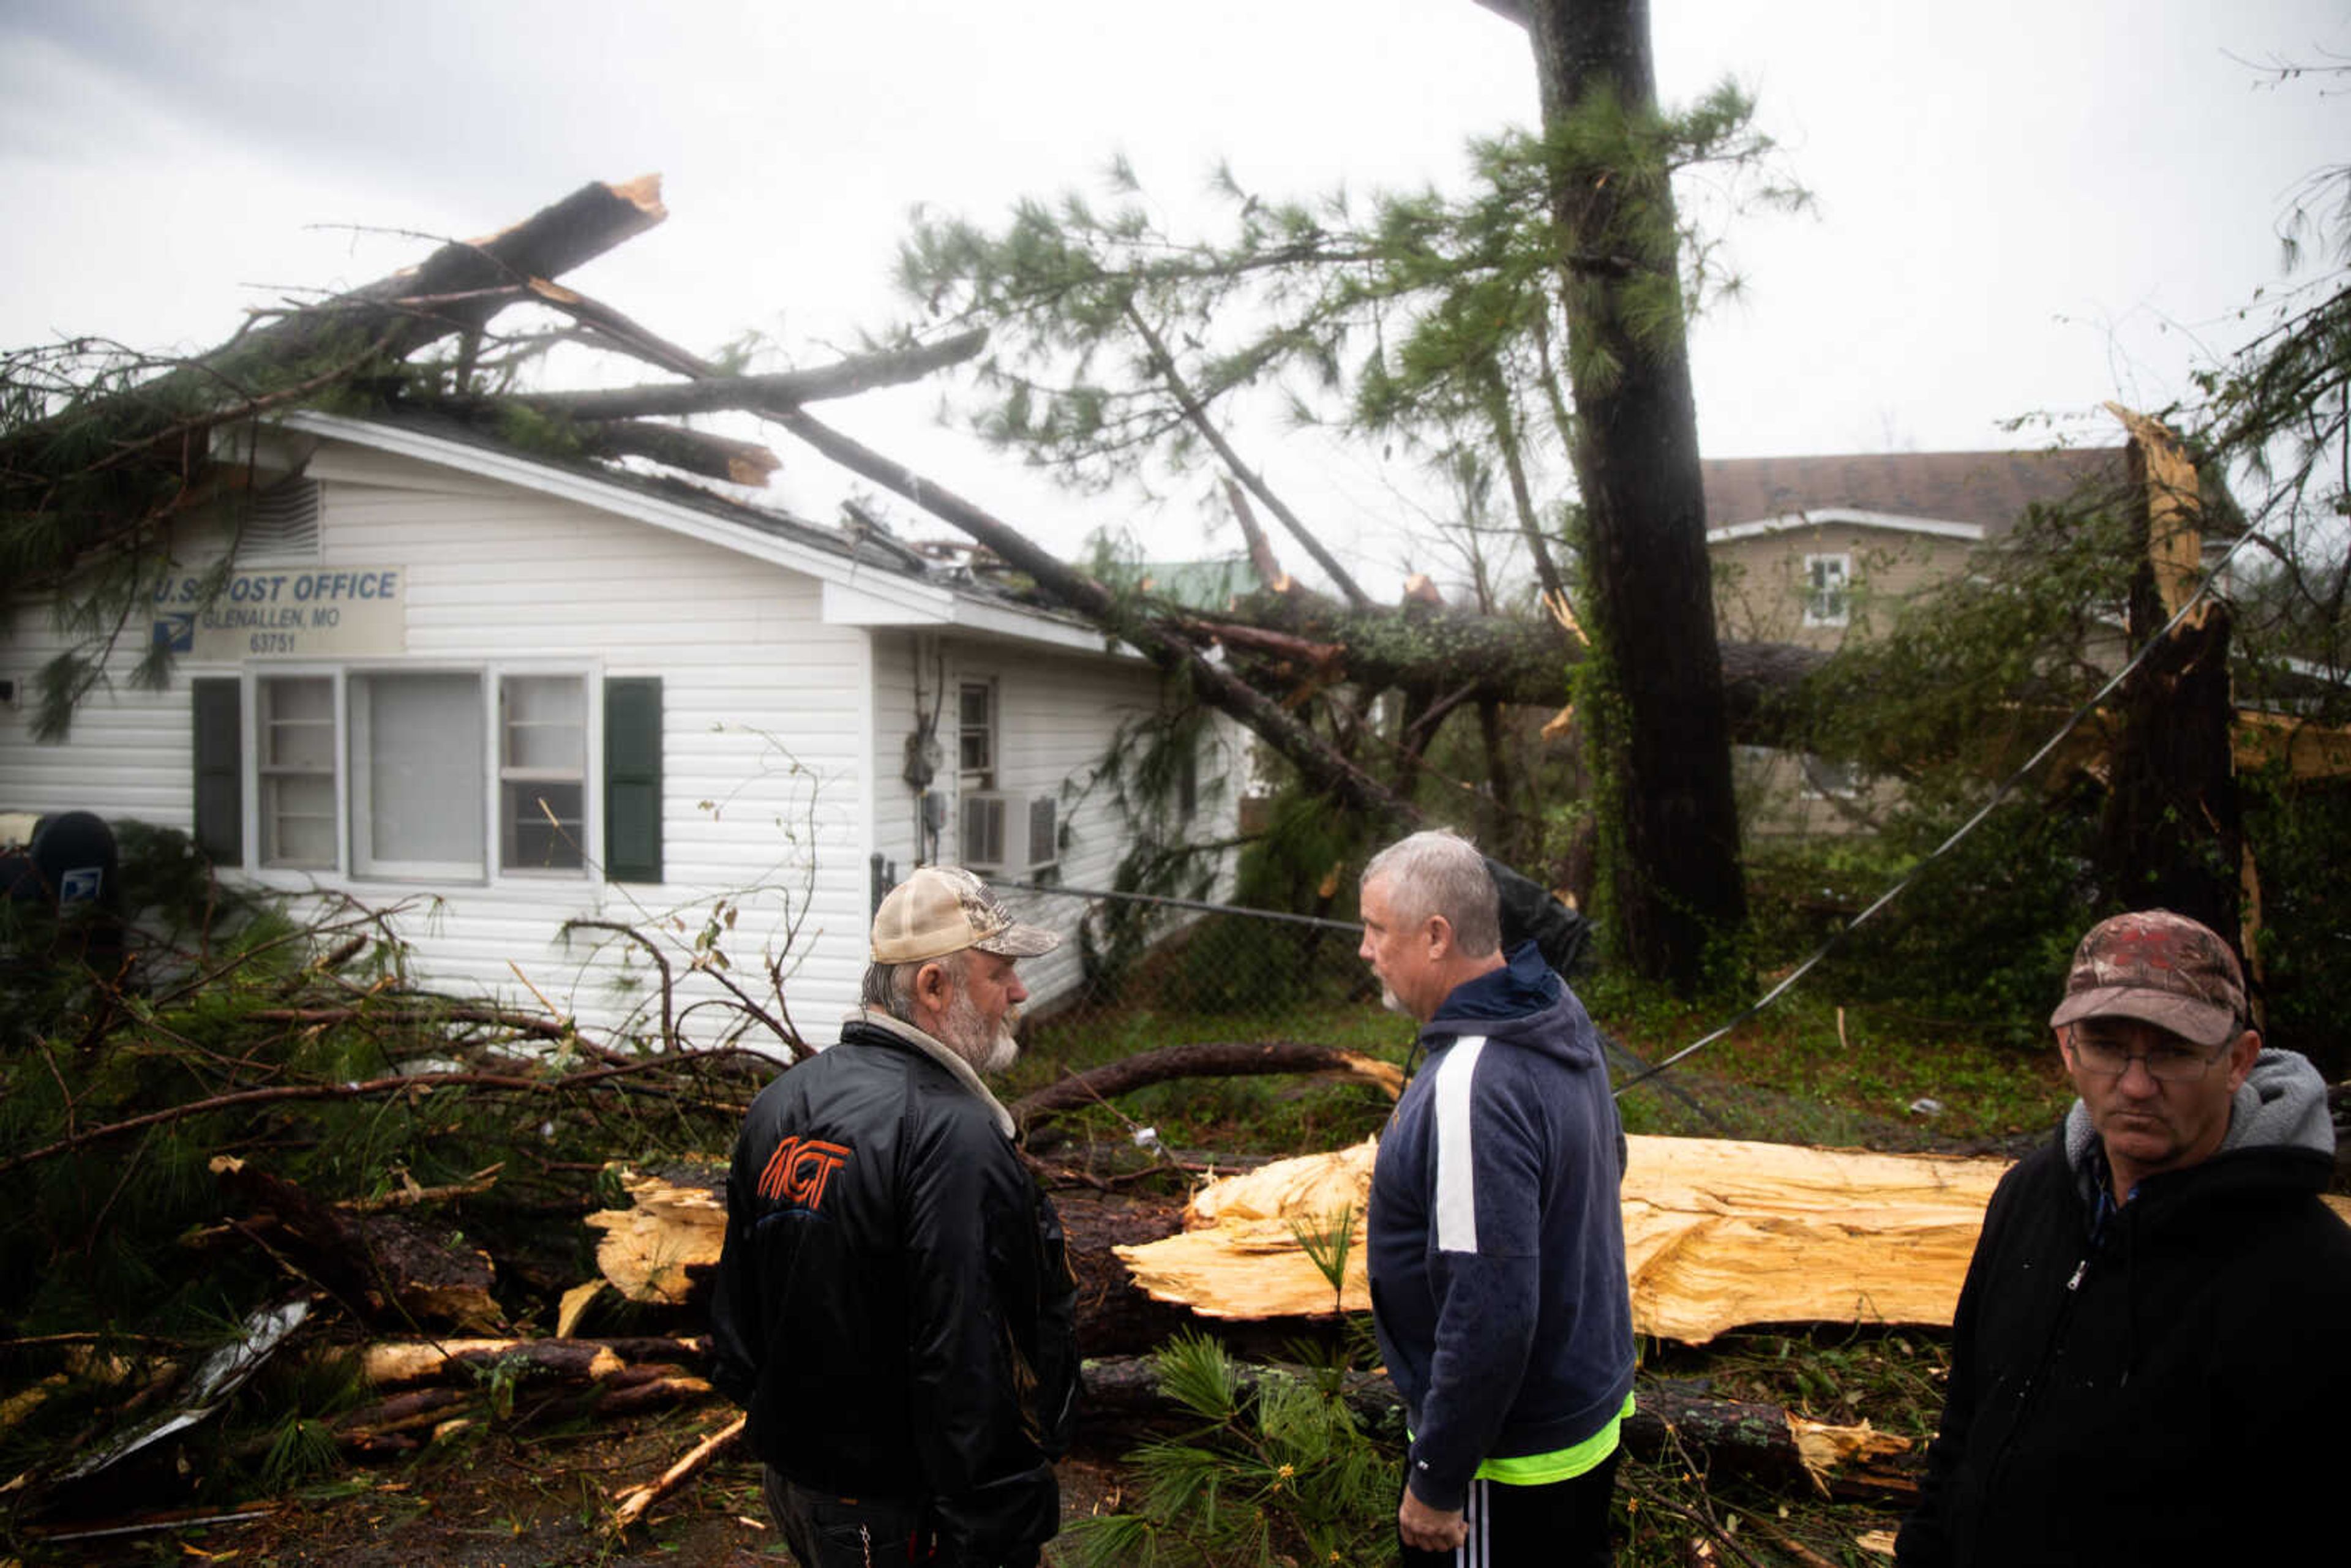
584, 1166, 726, 1305
1116, 1136, 2012, 1344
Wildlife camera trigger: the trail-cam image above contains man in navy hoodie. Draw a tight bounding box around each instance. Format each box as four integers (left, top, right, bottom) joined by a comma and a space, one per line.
1362, 831, 1636, 1566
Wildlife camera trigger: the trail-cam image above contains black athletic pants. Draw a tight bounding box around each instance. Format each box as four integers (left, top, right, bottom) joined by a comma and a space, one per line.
1397, 1450, 1619, 1567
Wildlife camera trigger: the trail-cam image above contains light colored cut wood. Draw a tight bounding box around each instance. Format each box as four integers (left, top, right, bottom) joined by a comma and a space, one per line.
584, 1167, 726, 1305
1119, 1135, 2014, 1344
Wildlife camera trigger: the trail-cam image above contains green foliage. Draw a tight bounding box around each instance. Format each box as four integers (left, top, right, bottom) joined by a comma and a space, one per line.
0, 830, 758, 1504
1063, 1333, 1395, 1568
2242, 772, 2351, 1078
891, 91, 1804, 596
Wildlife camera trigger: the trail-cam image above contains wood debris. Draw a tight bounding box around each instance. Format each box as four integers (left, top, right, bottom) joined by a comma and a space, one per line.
1119, 1135, 2014, 1343
583, 1164, 726, 1305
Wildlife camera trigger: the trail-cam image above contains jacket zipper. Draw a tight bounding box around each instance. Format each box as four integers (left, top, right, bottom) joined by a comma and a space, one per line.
1972, 1250, 2090, 1542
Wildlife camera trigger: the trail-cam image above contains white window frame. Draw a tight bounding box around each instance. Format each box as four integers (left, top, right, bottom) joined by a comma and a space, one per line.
256, 673, 340, 870
1802, 553, 1851, 628
957, 678, 997, 790
498, 673, 591, 879
241, 662, 599, 887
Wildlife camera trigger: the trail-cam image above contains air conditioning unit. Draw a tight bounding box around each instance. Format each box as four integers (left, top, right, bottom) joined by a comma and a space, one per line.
960, 791, 1008, 869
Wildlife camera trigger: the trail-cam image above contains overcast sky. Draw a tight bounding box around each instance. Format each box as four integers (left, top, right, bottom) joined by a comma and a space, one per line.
2, 0, 2343, 586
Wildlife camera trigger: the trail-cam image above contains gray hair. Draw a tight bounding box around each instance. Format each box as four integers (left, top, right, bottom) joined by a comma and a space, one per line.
860, 948, 972, 1023
1362, 830, 1501, 958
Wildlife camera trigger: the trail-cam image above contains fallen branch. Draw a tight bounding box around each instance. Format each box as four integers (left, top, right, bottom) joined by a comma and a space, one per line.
610, 1412, 746, 1532
356, 1335, 707, 1390
1011, 1041, 1403, 1128
511, 329, 988, 420
0, 1048, 774, 1174
577, 420, 781, 486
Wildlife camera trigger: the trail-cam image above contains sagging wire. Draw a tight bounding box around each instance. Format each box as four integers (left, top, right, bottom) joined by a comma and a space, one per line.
1614, 520, 2268, 1099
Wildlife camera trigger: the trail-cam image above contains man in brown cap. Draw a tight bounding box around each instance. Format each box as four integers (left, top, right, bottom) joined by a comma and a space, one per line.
1898, 909, 2351, 1566
711, 867, 1078, 1567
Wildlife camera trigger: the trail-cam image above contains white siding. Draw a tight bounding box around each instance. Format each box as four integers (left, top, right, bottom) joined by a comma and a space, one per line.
4, 436, 1219, 1052
866, 631, 928, 886
907, 639, 1237, 1008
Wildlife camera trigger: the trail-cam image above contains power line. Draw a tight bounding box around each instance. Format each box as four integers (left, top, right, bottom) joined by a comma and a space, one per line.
1615, 524, 2267, 1098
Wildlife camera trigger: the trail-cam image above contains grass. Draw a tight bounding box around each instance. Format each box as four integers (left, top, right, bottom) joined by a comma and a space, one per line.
1020, 918, 2072, 1162
1594, 984, 2073, 1150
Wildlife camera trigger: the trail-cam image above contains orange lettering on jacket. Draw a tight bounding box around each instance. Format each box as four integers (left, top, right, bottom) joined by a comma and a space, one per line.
755, 1136, 852, 1210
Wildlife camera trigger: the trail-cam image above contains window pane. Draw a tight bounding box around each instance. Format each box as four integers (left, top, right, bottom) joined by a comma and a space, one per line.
504, 781, 584, 870
353, 673, 484, 877
263, 773, 337, 868
262, 676, 334, 769
503, 677, 585, 772
258, 677, 335, 868
959, 681, 994, 778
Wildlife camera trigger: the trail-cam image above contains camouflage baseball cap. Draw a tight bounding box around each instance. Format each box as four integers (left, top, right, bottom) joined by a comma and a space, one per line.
2047, 909, 2247, 1048
870, 865, 1061, 965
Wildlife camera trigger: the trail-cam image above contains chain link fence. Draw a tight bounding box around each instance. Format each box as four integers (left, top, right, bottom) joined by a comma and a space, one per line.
992, 877, 1384, 1037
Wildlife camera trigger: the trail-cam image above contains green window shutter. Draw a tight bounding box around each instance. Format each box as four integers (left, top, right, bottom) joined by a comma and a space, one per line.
192, 678, 243, 865
603, 677, 662, 883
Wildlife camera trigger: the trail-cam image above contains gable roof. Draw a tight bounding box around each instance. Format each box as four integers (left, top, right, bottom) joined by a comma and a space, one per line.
247, 410, 1125, 657
1701, 448, 2129, 540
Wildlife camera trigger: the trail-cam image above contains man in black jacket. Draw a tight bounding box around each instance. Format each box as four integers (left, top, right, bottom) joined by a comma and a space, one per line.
1897, 909, 2351, 1566
711, 866, 1079, 1568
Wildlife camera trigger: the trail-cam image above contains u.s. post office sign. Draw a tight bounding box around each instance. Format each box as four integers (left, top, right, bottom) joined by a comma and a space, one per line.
152, 568, 407, 660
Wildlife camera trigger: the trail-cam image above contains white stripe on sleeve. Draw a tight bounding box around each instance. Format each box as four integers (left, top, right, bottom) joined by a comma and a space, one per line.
1432, 1035, 1487, 1253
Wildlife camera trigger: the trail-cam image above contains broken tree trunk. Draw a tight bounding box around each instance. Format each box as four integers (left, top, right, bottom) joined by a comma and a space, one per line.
1116, 1138, 2011, 1344
209, 1157, 504, 1334
1120, 1134, 2351, 1341
4, 178, 667, 500
2098, 406, 2242, 937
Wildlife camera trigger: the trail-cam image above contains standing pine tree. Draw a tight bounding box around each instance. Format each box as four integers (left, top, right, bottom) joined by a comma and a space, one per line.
1515, 0, 1747, 988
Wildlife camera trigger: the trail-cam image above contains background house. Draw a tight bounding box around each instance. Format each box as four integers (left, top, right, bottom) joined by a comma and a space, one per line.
1, 410, 1239, 1045
1703, 448, 2128, 835
1704, 448, 2129, 650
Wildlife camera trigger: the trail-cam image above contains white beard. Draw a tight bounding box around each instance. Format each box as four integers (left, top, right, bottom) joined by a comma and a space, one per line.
943, 986, 1021, 1074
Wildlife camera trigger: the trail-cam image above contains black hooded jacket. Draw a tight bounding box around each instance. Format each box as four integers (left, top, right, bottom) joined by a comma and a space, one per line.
1896, 1051, 2351, 1566
710, 1013, 1079, 1566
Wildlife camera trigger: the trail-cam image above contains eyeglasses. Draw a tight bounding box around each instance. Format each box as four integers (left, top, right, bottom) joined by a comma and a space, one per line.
2064, 1026, 2230, 1082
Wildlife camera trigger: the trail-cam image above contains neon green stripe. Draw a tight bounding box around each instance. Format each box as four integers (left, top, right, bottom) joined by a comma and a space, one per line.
1472, 1392, 1635, 1485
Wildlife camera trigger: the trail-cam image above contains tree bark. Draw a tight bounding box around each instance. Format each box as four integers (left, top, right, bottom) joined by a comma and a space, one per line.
575, 421, 781, 486
2098, 411, 2243, 937
212, 1160, 505, 1334
1523, 0, 1748, 989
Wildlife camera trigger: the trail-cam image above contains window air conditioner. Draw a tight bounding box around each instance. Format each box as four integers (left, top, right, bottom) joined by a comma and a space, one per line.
960, 792, 1008, 869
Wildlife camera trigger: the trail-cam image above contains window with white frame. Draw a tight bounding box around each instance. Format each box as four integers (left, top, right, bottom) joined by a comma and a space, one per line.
246, 669, 589, 882
1802, 553, 1851, 628
958, 680, 996, 789
258, 675, 336, 868
500, 676, 587, 872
